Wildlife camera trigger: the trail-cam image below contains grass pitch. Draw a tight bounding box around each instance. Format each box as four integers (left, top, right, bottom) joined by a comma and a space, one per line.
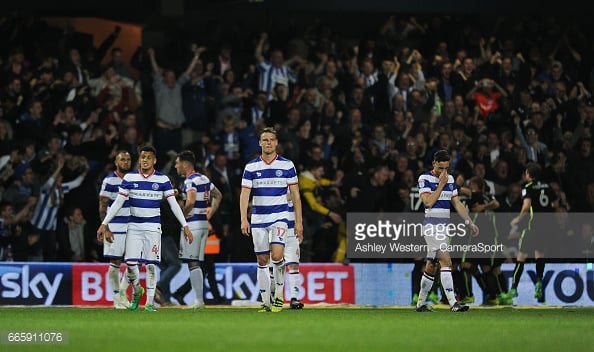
1, 305, 593, 352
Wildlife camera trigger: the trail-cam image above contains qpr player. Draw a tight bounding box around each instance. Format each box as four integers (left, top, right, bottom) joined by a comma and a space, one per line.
240, 127, 303, 313
98, 150, 132, 309
414, 150, 479, 313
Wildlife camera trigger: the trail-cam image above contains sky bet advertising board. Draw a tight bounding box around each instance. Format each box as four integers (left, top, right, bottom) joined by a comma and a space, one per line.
2, 262, 594, 306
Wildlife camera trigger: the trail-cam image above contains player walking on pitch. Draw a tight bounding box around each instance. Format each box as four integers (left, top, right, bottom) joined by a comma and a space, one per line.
415, 150, 479, 312
240, 127, 303, 312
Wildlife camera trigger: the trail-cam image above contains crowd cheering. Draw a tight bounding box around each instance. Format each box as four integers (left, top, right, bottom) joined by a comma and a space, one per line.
0, 13, 592, 264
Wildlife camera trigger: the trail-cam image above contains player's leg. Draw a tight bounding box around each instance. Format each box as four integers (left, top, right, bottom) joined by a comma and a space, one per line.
270, 223, 287, 312
284, 232, 303, 309
437, 251, 468, 311
180, 227, 207, 309
509, 230, 529, 298
270, 242, 286, 312
458, 260, 474, 304
416, 230, 439, 311
187, 261, 205, 308
144, 263, 157, 311
104, 231, 129, 308
252, 228, 271, 311
124, 230, 144, 310
269, 263, 275, 304
534, 250, 545, 302
143, 231, 162, 311
492, 261, 512, 305
415, 259, 436, 311
108, 260, 123, 308
533, 221, 547, 302
481, 263, 499, 305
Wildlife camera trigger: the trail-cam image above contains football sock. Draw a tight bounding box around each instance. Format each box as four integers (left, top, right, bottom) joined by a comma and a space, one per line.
257, 265, 271, 306
269, 265, 275, 297
272, 259, 285, 300
484, 271, 499, 299
189, 265, 205, 304
498, 272, 508, 293
512, 261, 524, 289
472, 267, 486, 293
146, 264, 156, 305
119, 264, 130, 292
288, 267, 300, 299
416, 271, 434, 307
440, 267, 457, 307
108, 263, 120, 294
535, 258, 545, 282
127, 264, 140, 293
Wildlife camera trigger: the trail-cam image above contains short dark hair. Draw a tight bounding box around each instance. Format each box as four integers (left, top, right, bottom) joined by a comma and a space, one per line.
177, 150, 196, 165
114, 149, 130, 159
433, 149, 451, 162
525, 162, 541, 180
138, 144, 157, 156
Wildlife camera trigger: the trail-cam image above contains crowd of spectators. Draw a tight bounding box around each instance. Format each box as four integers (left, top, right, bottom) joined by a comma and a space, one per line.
0, 13, 593, 264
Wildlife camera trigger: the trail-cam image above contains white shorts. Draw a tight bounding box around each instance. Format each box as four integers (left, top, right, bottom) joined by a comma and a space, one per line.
284, 227, 300, 264
124, 228, 162, 264
103, 233, 126, 259
423, 224, 449, 260
252, 222, 288, 255
179, 227, 208, 262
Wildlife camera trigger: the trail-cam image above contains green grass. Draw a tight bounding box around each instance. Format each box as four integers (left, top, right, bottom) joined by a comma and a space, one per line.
1, 306, 594, 351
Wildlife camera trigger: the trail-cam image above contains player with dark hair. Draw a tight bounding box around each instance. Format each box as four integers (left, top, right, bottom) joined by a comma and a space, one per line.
98, 150, 132, 309
175, 150, 222, 309
415, 150, 479, 312
507, 162, 558, 303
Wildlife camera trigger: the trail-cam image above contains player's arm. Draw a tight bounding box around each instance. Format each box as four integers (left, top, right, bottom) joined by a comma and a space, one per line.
420, 190, 445, 208
99, 196, 109, 221
452, 196, 479, 235
100, 194, 125, 225
511, 197, 531, 225
240, 187, 251, 236
97, 193, 126, 242
168, 195, 189, 227
419, 171, 447, 208
167, 195, 193, 244
420, 183, 445, 208
183, 189, 196, 217
207, 186, 223, 219
289, 183, 304, 240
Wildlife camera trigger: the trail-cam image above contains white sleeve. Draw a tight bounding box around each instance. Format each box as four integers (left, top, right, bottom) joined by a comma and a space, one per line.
167, 195, 188, 227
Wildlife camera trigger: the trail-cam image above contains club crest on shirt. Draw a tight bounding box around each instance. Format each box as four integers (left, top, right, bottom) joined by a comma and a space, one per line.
256, 172, 262, 177
275, 170, 283, 177
419, 180, 425, 188
152, 183, 159, 190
